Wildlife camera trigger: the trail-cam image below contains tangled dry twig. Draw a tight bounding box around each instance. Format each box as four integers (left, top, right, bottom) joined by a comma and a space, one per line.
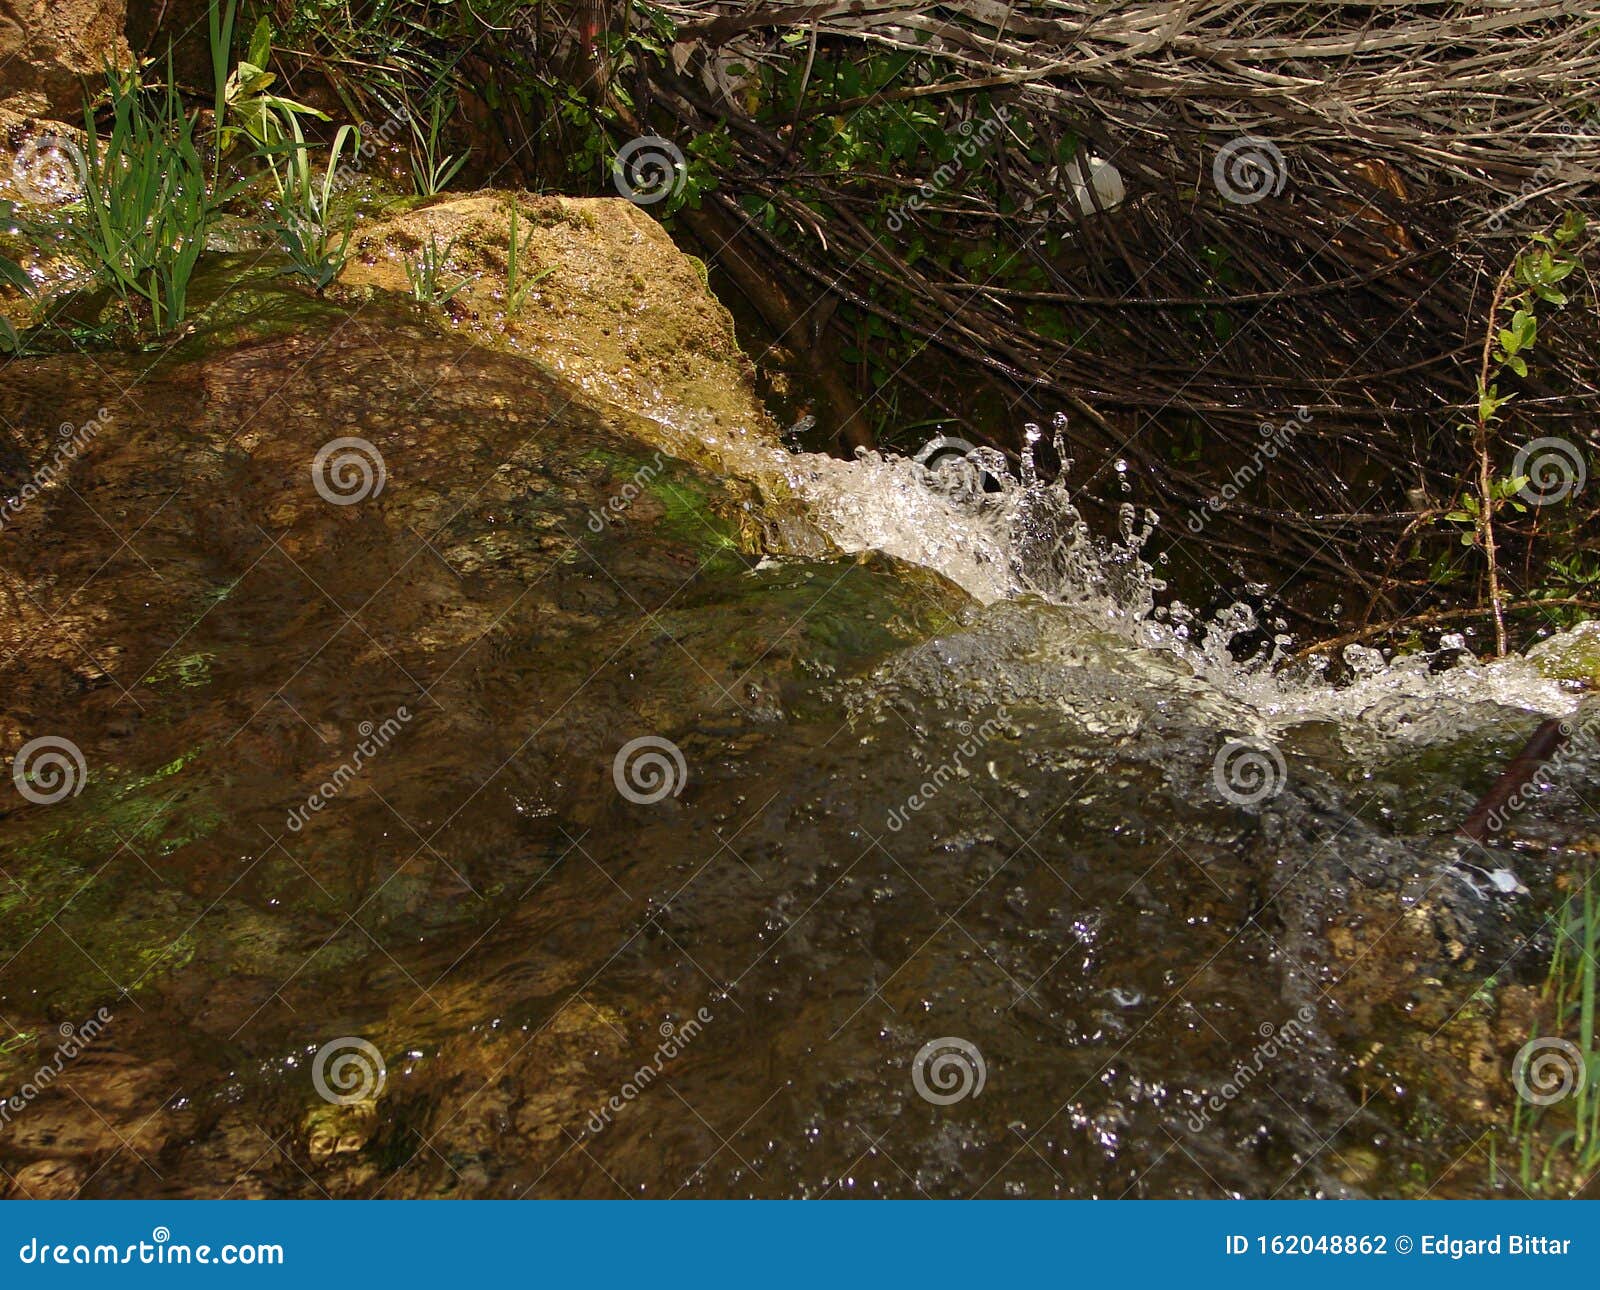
622, 0, 1600, 632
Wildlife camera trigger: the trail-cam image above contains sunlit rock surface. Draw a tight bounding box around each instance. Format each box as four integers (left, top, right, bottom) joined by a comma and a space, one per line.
336, 193, 783, 477
0, 0, 130, 116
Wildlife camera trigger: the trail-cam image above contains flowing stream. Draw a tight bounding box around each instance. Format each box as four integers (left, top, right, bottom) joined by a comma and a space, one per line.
1, 304, 1594, 1199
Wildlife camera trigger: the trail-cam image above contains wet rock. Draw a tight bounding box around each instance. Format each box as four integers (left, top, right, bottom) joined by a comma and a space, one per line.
1493, 983, 1543, 1054
0, 281, 965, 1196
8, 1157, 84, 1197
1526, 622, 1600, 685
0, 1050, 183, 1160
0, 109, 91, 320
305, 1100, 379, 1163
3, 223, 1570, 1196
1334, 1146, 1382, 1189
0, 0, 130, 116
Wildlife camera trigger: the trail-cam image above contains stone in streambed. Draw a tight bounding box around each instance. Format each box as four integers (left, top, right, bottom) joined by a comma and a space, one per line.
1525, 621, 1600, 686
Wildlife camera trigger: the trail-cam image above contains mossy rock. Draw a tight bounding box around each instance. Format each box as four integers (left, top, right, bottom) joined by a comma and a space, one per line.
1525, 621, 1600, 685
334, 192, 785, 481
0, 284, 969, 1062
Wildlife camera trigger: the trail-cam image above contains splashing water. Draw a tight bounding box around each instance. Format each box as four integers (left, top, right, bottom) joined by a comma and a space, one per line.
775, 414, 1582, 748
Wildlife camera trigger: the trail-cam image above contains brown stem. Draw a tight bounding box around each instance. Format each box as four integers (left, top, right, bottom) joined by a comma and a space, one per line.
1458, 717, 1568, 845
1476, 262, 1516, 658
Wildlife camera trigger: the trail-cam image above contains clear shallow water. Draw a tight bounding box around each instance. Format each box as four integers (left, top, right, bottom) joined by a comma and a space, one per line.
0, 310, 1594, 1198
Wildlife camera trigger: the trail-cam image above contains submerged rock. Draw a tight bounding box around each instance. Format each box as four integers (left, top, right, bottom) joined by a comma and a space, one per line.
0, 286, 966, 1194
8, 1157, 85, 1199
0, 221, 1589, 1198
305, 1099, 379, 1164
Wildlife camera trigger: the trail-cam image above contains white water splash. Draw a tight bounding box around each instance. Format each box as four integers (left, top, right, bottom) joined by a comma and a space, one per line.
771, 415, 1582, 745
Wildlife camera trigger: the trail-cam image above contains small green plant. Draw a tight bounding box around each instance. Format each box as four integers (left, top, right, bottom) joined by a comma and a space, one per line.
271, 125, 360, 290
407, 94, 468, 197
504, 203, 553, 312
1445, 473, 1529, 538
45, 63, 222, 337
0, 1030, 35, 1056
1449, 209, 1587, 654
210, 1, 328, 191
1509, 875, 1599, 1194
405, 233, 473, 305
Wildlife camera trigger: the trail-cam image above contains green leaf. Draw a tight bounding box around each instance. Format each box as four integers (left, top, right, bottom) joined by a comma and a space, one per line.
247, 14, 271, 70
1507, 354, 1528, 378
260, 92, 328, 121
227, 64, 275, 97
